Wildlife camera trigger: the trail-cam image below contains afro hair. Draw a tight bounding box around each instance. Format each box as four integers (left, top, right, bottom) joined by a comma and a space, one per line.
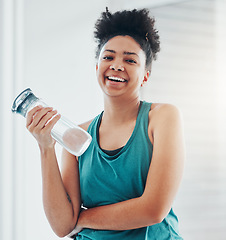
94, 8, 160, 69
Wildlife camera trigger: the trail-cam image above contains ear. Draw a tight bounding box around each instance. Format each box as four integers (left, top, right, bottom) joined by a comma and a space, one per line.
96, 64, 98, 71
141, 71, 150, 87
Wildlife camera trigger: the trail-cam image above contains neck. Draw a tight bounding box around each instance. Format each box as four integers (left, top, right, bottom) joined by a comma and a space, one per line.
103, 96, 141, 124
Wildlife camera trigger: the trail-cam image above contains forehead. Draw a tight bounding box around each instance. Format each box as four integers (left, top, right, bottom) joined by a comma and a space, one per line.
100, 35, 145, 58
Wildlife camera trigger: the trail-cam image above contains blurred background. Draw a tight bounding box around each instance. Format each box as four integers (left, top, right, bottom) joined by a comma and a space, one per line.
0, 0, 225, 239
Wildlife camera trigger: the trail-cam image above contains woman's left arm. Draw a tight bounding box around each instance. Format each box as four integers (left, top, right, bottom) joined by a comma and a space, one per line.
76, 104, 185, 231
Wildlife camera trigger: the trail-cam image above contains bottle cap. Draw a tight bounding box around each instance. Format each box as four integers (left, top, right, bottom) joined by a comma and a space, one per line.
11, 88, 38, 117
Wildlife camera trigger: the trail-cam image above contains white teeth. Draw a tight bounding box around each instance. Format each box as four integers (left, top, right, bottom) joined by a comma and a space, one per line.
107, 76, 126, 82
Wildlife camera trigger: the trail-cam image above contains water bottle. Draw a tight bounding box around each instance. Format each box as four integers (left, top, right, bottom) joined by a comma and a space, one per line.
11, 88, 92, 156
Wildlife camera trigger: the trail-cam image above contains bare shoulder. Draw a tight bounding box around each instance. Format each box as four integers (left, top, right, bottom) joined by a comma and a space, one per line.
150, 103, 182, 119
148, 103, 183, 141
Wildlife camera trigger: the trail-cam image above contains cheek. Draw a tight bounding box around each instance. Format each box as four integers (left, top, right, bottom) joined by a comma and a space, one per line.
133, 69, 145, 82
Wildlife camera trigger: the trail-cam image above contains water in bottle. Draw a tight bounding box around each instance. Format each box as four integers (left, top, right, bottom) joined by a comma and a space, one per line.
11, 88, 92, 156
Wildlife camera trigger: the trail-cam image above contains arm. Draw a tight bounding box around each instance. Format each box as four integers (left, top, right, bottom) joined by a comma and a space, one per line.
26, 106, 81, 237
75, 104, 185, 231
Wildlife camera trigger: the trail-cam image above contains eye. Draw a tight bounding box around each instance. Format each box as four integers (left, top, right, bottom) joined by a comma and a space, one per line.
126, 59, 137, 64
103, 56, 113, 60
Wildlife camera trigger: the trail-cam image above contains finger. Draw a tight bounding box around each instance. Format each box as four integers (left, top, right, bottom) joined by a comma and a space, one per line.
26, 105, 43, 128
42, 114, 61, 133
38, 110, 58, 129
29, 107, 53, 129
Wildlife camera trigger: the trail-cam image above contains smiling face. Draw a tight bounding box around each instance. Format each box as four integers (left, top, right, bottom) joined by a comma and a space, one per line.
96, 35, 149, 100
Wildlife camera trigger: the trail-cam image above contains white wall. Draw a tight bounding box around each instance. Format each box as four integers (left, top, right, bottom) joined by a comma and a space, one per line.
216, 0, 226, 163
0, 0, 25, 239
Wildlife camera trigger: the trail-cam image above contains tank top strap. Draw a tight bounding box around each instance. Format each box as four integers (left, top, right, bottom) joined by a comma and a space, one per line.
140, 101, 152, 130
135, 101, 152, 147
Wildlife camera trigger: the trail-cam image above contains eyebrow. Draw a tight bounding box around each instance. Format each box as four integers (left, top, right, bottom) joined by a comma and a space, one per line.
104, 49, 138, 57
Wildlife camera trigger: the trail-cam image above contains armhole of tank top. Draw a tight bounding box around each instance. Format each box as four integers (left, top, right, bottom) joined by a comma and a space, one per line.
146, 102, 153, 147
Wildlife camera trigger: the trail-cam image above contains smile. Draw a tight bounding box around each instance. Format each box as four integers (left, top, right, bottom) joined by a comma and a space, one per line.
106, 76, 127, 82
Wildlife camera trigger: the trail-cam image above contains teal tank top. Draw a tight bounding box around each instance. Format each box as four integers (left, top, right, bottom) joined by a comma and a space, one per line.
77, 101, 183, 240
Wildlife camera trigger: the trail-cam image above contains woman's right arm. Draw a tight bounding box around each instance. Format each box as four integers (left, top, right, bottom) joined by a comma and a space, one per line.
26, 106, 81, 237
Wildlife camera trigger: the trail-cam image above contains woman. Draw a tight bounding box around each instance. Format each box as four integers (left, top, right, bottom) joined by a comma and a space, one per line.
26, 8, 185, 239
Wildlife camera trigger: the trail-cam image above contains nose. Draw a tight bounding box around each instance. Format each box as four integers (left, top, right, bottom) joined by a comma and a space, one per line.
110, 65, 124, 72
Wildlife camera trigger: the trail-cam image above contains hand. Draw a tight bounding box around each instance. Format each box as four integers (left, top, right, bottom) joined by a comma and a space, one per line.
26, 105, 61, 149
67, 224, 83, 238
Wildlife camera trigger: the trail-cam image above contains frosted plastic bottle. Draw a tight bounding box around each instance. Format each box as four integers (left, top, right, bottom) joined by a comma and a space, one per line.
11, 88, 92, 156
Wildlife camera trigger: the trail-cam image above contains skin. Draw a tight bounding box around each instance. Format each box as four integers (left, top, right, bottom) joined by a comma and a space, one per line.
26, 35, 185, 237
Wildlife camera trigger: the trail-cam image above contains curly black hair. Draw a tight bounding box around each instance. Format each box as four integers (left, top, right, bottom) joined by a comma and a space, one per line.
94, 8, 160, 70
